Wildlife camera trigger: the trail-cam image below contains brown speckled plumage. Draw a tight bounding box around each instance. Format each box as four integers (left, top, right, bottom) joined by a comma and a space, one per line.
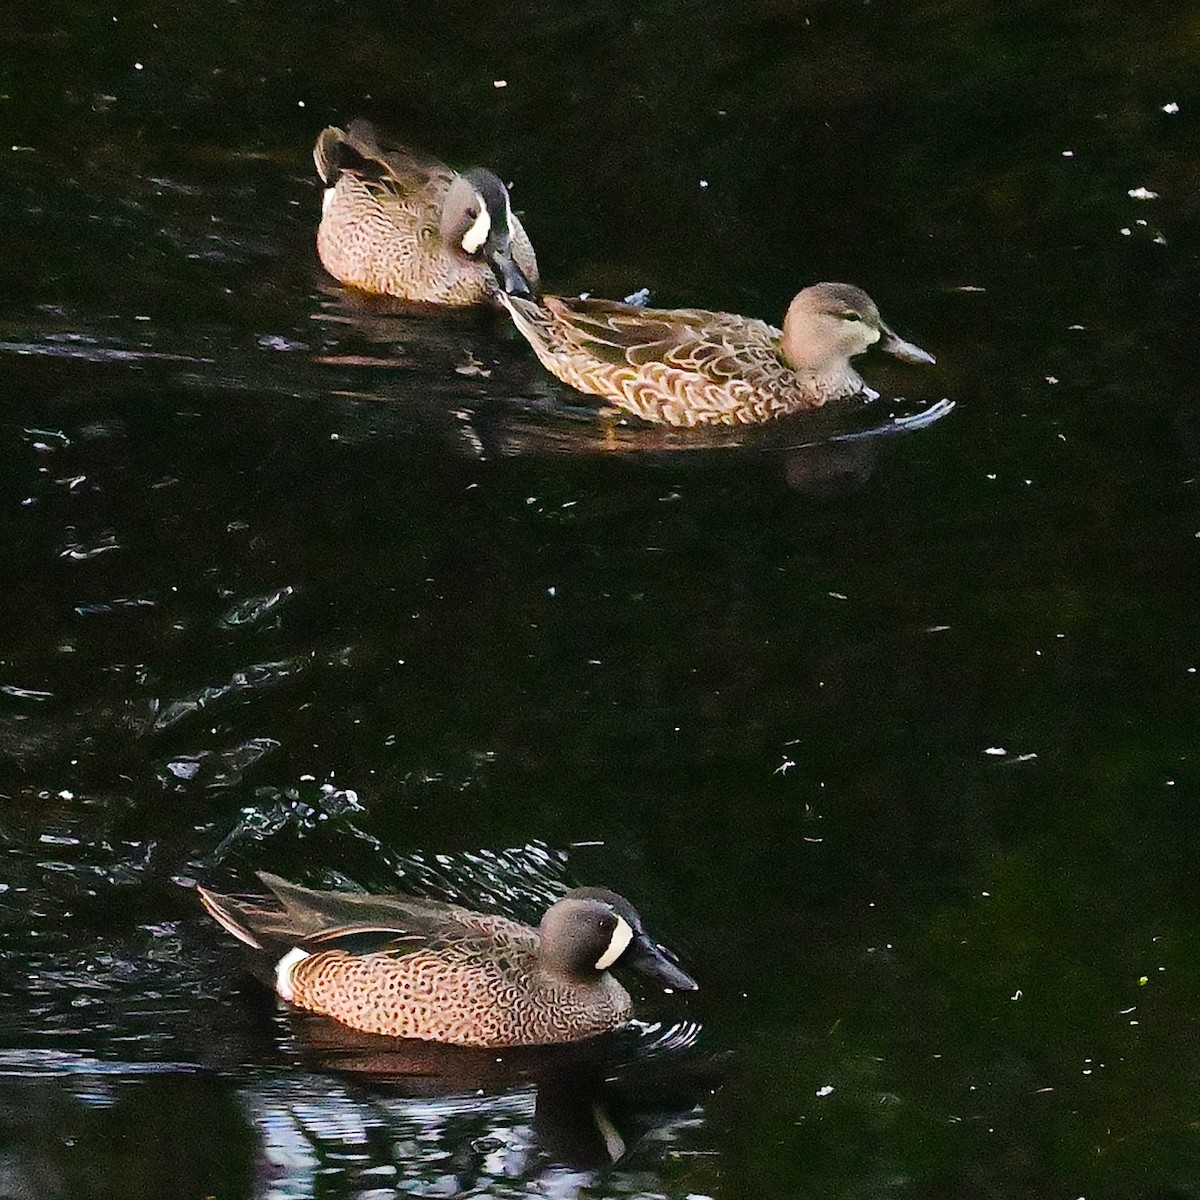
197, 874, 696, 1048
287, 943, 632, 1046
314, 120, 539, 305
500, 283, 934, 427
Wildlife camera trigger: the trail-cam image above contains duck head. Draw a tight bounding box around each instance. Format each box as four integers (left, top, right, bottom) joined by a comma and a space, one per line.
781, 282, 935, 377
442, 168, 536, 299
539, 887, 698, 991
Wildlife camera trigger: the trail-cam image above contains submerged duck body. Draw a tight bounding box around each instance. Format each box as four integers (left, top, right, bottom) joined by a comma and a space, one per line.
500, 282, 934, 427
314, 120, 539, 305
198, 873, 696, 1048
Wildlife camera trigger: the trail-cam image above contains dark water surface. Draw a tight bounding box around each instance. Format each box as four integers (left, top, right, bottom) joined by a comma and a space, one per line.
2, 1, 1199, 1197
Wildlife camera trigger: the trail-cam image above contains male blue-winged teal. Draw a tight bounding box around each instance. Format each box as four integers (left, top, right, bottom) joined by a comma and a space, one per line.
499, 283, 935, 427
198, 873, 697, 1048
314, 120, 539, 305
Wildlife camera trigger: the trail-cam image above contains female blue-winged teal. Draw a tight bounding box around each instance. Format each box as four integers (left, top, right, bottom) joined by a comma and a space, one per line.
314, 120, 539, 305
198, 873, 697, 1048
500, 282, 934, 427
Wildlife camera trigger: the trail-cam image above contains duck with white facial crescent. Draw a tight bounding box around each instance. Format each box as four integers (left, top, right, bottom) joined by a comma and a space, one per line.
198, 874, 697, 1048
314, 119, 539, 306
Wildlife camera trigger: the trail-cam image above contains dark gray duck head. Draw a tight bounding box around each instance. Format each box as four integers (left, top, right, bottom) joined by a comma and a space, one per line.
541, 887, 699, 991
443, 168, 536, 300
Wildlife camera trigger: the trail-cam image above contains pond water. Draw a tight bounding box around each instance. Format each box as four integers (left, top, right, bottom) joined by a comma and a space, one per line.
2, 1, 1199, 1197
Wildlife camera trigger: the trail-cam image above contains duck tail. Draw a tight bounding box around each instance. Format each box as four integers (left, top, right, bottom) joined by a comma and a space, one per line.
499, 292, 545, 340
313, 126, 346, 185
196, 885, 266, 950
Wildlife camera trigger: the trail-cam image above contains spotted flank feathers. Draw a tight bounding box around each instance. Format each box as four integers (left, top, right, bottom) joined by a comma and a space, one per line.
499, 282, 934, 427
198, 873, 696, 1048
314, 119, 539, 305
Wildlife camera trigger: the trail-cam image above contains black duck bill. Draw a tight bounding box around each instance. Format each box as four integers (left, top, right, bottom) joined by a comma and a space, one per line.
624, 931, 699, 992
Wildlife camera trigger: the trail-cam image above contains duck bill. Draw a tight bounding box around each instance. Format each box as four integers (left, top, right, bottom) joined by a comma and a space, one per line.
488, 246, 536, 300
625, 933, 698, 992
880, 324, 936, 366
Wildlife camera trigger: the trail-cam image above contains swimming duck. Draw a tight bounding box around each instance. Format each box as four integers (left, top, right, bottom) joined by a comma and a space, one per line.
198, 873, 697, 1048
314, 120, 539, 305
499, 282, 934, 427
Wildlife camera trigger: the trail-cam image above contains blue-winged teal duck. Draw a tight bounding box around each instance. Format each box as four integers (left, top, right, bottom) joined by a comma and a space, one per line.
198, 873, 697, 1048
314, 120, 539, 305
500, 282, 934, 427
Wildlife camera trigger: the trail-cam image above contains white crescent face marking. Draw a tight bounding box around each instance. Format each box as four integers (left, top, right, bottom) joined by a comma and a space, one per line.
460, 199, 491, 255
275, 946, 311, 1002
594, 914, 634, 971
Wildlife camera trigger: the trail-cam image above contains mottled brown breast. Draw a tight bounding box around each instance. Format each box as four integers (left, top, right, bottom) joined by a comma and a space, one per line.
287, 945, 632, 1048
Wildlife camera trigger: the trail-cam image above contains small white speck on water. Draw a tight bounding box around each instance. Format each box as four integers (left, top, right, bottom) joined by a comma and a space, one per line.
1062, 149, 1074, 157
985, 747, 1007, 756
1128, 186, 1159, 200
816, 1085, 834, 1097
297, 100, 305, 108
493, 79, 507, 88
699, 179, 709, 188
134, 61, 143, 70
1163, 101, 1179, 113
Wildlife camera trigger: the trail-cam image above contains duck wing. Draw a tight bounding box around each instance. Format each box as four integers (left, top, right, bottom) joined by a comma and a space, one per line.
510, 295, 785, 383
198, 873, 538, 957
314, 120, 453, 217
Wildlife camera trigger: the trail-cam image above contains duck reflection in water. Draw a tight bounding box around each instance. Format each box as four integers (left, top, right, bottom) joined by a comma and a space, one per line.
284, 1013, 713, 1175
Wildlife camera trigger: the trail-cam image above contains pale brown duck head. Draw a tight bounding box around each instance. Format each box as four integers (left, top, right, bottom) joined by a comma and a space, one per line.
781, 282, 935, 378
442, 168, 537, 300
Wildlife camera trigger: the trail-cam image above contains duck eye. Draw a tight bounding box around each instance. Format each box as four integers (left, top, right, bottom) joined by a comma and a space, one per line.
839, 310, 862, 322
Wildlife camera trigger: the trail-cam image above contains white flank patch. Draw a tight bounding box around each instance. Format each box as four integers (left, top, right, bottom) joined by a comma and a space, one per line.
594, 915, 634, 971
460, 202, 491, 255
321, 187, 337, 218
275, 946, 311, 1002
